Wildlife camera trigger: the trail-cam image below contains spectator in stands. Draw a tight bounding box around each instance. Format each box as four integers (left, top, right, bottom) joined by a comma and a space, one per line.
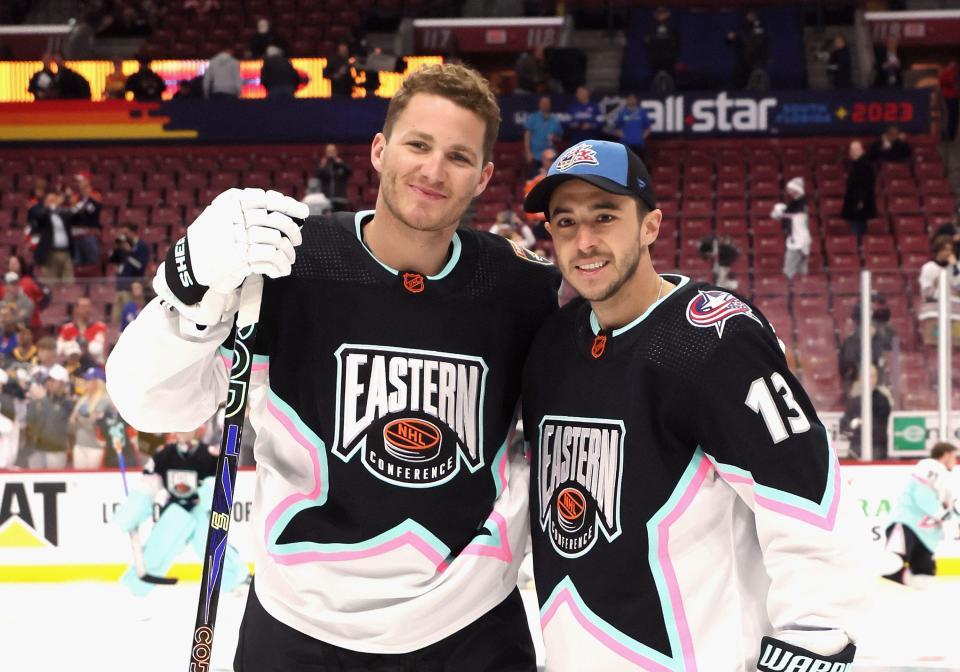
515, 46, 548, 94
53, 53, 91, 100
124, 58, 166, 102
327, 42, 355, 97
303, 177, 332, 217
109, 222, 149, 320
30, 191, 75, 282
120, 280, 147, 331
261, 46, 303, 99
0, 306, 16, 360
0, 368, 23, 469
839, 293, 895, 389
103, 59, 128, 99
612, 93, 653, 161
840, 364, 892, 460
316, 144, 353, 211
70, 367, 112, 469
489, 209, 536, 248
184, 0, 220, 15
727, 10, 769, 89
770, 177, 811, 280
93, 1, 151, 38
918, 234, 960, 346
566, 86, 602, 146
12, 324, 37, 365
645, 6, 680, 92
842, 140, 876, 244
826, 34, 852, 89
3, 273, 34, 326
69, 172, 103, 268
523, 147, 557, 237
23, 364, 73, 469
868, 126, 912, 163
698, 235, 741, 291
933, 206, 960, 258
941, 58, 958, 142
28, 53, 58, 100
203, 46, 242, 99
31, 336, 58, 381
58, 296, 108, 366
524, 96, 562, 177
7, 255, 47, 332
874, 37, 902, 88
174, 76, 204, 99
250, 18, 290, 60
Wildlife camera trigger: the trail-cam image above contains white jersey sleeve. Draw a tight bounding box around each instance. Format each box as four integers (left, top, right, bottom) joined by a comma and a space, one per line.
105, 297, 232, 432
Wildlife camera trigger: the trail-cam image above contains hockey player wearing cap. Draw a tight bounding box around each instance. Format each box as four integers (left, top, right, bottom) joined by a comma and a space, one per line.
107, 63, 559, 670
769, 177, 811, 280
520, 140, 866, 671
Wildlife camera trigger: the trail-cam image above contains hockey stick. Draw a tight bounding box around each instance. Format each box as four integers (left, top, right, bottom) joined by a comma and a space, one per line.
188, 274, 263, 672
117, 449, 178, 585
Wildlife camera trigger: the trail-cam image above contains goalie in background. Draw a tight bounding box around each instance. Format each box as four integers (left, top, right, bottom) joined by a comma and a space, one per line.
112, 429, 250, 596
883, 442, 958, 587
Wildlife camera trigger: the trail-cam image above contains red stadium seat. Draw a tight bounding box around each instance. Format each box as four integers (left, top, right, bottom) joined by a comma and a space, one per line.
924, 195, 956, 215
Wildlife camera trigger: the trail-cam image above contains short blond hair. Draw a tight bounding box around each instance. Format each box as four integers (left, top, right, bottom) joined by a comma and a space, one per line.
383, 62, 501, 164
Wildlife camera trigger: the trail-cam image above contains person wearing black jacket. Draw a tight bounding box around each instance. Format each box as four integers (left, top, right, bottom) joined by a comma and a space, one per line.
727, 10, 769, 89
827, 35, 852, 89
260, 46, 304, 98
124, 58, 167, 101
29, 192, 75, 281
868, 126, 912, 163
842, 140, 876, 243
28, 53, 58, 100
53, 53, 91, 100
645, 6, 680, 91
316, 143, 353, 210
326, 41, 355, 97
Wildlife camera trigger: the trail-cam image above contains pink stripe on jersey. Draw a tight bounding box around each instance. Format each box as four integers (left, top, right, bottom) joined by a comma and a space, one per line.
461, 511, 512, 562
541, 587, 675, 672
272, 529, 451, 571
654, 455, 711, 672
715, 457, 841, 531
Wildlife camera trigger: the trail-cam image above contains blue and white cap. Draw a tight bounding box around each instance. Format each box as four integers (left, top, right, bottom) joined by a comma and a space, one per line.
523, 140, 657, 218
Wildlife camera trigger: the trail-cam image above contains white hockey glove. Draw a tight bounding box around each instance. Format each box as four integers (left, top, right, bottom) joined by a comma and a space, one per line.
162, 187, 308, 304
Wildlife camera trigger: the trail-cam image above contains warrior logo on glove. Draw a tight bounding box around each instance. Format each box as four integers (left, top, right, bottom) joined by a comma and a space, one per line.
332, 344, 489, 488
538, 416, 624, 558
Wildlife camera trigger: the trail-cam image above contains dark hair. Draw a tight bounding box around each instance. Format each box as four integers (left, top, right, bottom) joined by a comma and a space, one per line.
932, 234, 954, 256
932, 442, 957, 460
383, 63, 501, 164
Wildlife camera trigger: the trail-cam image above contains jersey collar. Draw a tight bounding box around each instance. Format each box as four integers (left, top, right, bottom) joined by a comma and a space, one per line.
353, 210, 463, 280
589, 274, 691, 338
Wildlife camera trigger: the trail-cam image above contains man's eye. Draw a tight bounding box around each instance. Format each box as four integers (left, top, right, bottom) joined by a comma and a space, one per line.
597, 214, 615, 223
451, 153, 470, 163
408, 141, 427, 150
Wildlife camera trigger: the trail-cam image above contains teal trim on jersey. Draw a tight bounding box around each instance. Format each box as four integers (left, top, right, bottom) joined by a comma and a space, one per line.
217, 345, 269, 366
589, 275, 691, 337
703, 426, 838, 518
490, 435, 509, 498
353, 210, 463, 279
267, 516, 452, 561
644, 448, 706, 669
540, 576, 678, 670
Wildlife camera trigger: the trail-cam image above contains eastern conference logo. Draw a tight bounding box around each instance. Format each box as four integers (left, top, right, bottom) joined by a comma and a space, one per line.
0, 481, 67, 547
333, 344, 489, 487
538, 416, 624, 558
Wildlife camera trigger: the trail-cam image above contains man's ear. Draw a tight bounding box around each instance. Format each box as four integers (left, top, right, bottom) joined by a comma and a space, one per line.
641, 208, 663, 247
370, 133, 386, 174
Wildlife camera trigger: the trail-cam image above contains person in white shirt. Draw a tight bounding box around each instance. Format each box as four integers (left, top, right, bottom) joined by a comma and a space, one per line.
770, 176, 811, 279
918, 234, 960, 345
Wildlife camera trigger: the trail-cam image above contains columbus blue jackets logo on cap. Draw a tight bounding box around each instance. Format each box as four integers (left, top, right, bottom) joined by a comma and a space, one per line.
555, 143, 599, 172
686, 290, 761, 338
538, 416, 624, 558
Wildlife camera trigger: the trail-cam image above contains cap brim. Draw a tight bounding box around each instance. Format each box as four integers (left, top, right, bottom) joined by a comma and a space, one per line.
523, 174, 636, 218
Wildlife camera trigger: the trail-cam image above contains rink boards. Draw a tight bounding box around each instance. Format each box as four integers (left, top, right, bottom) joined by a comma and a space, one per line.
1, 464, 958, 581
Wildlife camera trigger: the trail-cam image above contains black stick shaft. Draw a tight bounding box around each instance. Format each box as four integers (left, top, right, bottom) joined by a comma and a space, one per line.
188, 317, 259, 671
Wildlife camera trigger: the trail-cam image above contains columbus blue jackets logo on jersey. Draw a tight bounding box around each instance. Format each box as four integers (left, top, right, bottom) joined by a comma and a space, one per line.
686, 289, 761, 338
333, 344, 489, 488
555, 143, 599, 172
537, 416, 624, 558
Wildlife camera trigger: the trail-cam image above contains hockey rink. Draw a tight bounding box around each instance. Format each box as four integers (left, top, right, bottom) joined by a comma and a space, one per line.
2, 578, 959, 671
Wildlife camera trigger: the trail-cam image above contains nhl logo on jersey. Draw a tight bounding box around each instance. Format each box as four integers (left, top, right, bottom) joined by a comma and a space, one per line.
685, 289, 761, 338
402, 272, 425, 294
538, 416, 624, 558
333, 344, 489, 487
555, 142, 599, 172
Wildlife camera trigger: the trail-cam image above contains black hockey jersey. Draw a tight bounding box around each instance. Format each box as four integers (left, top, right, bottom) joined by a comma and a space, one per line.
109, 210, 561, 652
521, 275, 864, 671
143, 442, 217, 510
